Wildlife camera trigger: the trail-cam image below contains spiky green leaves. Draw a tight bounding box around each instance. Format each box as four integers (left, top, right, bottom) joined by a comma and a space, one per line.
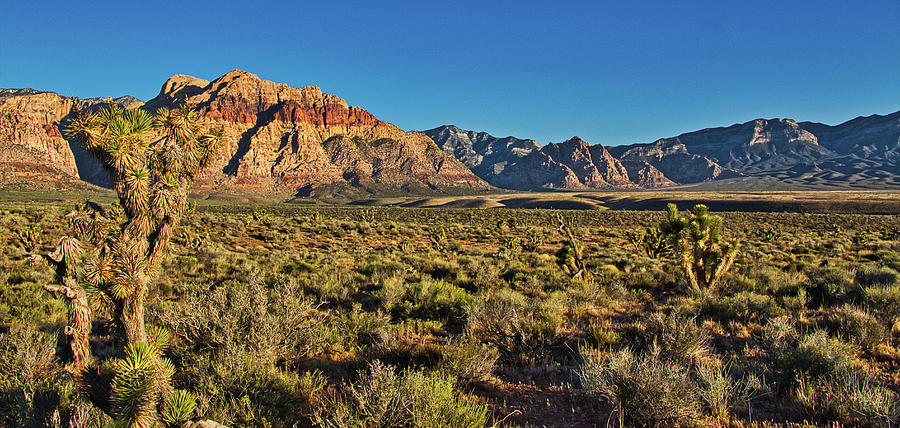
160, 390, 197, 427
109, 342, 174, 428
658, 204, 740, 294
49, 236, 81, 265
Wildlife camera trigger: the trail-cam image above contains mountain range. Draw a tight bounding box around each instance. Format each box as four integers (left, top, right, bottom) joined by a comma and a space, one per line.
1, 70, 898, 196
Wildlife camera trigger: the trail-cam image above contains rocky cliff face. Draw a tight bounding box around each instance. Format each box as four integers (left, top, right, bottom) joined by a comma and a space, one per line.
0, 91, 81, 186
427, 127, 663, 190
609, 113, 899, 187
419, 125, 541, 185
2, 73, 897, 193
144, 70, 489, 195
0, 90, 146, 188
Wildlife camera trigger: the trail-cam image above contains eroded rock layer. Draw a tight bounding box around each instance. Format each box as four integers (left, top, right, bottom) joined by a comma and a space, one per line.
145, 70, 489, 195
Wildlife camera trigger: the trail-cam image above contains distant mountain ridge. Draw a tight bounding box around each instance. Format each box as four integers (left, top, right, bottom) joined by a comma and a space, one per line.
0, 72, 897, 194
427, 111, 899, 190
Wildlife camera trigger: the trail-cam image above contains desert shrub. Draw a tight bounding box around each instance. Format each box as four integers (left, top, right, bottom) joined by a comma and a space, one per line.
768, 328, 858, 384
340, 304, 391, 349
693, 363, 770, 420
440, 340, 499, 385
459, 256, 503, 292
641, 311, 710, 365
751, 266, 805, 295
358, 260, 408, 286
154, 276, 324, 363
584, 318, 621, 349
855, 266, 898, 287
693, 362, 732, 419
700, 291, 784, 324
465, 289, 561, 364
315, 361, 490, 428
0, 325, 70, 427
152, 276, 326, 425
305, 267, 361, 304
181, 348, 308, 426
390, 278, 470, 323
795, 365, 899, 426
864, 283, 900, 321
375, 275, 406, 312
0, 275, 66, 327
579, 348, 701, 426
806, 266, 860, 308
824, 305, 886, 351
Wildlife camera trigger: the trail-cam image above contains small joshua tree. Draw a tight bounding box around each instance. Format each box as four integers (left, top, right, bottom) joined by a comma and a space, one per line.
555, 213, 592, 281
659, 204, 739, 296
627, 226, 671, 259
36, 102, 222, 427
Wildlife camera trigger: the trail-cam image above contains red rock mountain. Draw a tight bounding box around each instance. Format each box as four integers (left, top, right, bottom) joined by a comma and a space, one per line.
0, 91, 79, 183
0, 90, 134, 189
143, 70, 489, 196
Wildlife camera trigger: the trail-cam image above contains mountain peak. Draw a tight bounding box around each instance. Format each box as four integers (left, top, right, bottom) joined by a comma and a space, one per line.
219, 69, 258, 81
158, 74, 209, 98
560, 136, 590, 147
0, 88, 47, 98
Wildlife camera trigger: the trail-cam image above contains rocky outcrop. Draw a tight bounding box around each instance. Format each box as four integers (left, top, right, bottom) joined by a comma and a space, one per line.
609, 113, 900, 186
0, 89, 147, 188
0, 91, 81, 185
620, 160, 674, 187
609, 139, 743, 184
419, 125, 540, 185
800, 111, 900, 161
425, 126, 644, 190
145, 69, 489, 195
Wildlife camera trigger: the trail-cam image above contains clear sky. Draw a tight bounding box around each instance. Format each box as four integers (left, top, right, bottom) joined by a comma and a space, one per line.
1, 0, 898, 146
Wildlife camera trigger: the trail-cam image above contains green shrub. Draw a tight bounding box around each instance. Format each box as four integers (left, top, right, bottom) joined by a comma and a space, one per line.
465, 289, 561, 364
579, 348, 701, 426
825, 305, 886, 351
806, 266, 860, 308
584, 318, 621, 349
701, 291, 785, 324
855, 266, 897, 287
440, 340, 498, 385
768, 328, 858, 384
693, 363, 770, 420
795, 365, 899, 426
390, 278, 470, 322
153, 277, 326, 426
0, 325, 75, 427
864, 283, 900, 321
315, 361, 490, 428
641, 311, 710, 365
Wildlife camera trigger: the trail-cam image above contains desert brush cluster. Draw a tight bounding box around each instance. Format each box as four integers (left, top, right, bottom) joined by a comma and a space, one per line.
1, 108, 899, 428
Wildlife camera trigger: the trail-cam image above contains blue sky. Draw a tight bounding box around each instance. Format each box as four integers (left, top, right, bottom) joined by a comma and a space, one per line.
1, 0, 898, 146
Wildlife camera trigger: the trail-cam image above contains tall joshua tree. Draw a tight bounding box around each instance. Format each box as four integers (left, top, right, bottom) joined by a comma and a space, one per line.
659, 203, 739, 296
39, 102, 222, 426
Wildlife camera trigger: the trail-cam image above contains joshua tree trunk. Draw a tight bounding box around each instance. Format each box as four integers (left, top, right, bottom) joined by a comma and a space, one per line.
40, 237, 93, 375
43, 278, 93, 374
122, 278, 149, 344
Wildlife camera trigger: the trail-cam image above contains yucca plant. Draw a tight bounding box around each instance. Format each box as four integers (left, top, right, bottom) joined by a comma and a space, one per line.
33, 102, 223, 427
555, 213, 591, 281
627, 226, 671, 259
660, 204, 739, 295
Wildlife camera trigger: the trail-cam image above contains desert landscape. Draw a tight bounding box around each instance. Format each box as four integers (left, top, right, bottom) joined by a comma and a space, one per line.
1, 2, 899, 427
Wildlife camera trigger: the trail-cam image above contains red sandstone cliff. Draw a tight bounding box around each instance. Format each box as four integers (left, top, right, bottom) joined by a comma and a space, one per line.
144, 69, 490, 195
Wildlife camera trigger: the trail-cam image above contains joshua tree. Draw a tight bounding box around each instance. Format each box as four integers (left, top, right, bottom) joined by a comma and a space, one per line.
627, 226, 671, 259
555, 213, 592, 281
36, 102, 222, 427
659, 204, 739, 295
